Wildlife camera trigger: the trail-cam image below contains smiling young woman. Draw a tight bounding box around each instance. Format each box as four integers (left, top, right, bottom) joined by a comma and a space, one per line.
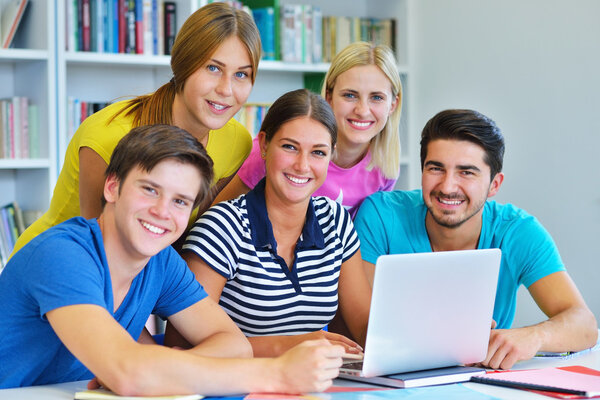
166, 89, 372, 357
11, 2, 261, 257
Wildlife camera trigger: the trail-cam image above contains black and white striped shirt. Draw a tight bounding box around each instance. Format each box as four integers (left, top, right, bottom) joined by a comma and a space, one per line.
183, 179, 360, 336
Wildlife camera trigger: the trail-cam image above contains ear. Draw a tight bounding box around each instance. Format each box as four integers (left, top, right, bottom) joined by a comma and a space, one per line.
487, 172, 504, 198
258, 131, 268, 159
325, 90, 332, 105
103, 174, 120, 204
389, 94, 400, 115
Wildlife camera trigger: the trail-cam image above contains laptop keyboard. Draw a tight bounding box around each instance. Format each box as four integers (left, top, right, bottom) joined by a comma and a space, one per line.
342, 361, 364, 370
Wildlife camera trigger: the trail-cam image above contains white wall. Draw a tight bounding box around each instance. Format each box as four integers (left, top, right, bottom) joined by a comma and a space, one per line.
411, 0, 600, 326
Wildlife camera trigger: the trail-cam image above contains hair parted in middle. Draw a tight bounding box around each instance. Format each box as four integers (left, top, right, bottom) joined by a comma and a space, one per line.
260, 88, 337, 147
322, 41, 403, 179
116, 2, 262, 127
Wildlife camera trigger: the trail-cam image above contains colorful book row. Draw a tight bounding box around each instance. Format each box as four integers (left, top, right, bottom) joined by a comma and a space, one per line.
0, 97, 40, 160
247, 1, 395, 64
234, 103, 270, 137
66, 98, 109, 141
65, 0, 177, 55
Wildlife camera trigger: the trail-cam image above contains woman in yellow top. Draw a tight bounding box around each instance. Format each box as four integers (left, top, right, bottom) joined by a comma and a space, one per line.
12, 3, 261, 255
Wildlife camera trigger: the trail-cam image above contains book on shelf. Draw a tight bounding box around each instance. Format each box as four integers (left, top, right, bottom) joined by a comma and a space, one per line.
67, 98, 109, 140
251, 7, 276, 60
234, 103, 270, 137
163, 1, 176, 55
0, 97, 38, 160
0, 0, 29, 49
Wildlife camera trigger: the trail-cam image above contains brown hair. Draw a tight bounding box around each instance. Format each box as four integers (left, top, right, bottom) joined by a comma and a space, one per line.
104, 124, 214, 208
115, 3, 261, 126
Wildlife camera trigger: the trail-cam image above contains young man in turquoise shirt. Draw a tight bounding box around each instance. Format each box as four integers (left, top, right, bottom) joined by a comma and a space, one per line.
354, 109, 597, 370
0, 125, 344, 395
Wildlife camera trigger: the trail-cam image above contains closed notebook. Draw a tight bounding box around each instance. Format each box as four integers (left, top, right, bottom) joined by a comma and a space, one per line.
470, 366, 600, 398
74, 388, 203, 400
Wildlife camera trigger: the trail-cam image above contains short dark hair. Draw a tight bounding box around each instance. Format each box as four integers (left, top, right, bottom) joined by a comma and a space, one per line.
420, 109, 505, 179
261, 89, 337, 146
104, 124, 214, 208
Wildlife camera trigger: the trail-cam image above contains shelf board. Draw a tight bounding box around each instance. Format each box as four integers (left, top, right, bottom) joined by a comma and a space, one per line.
64, 51, 171, 67
0, 159, 51, 169
0, 48, 49, 62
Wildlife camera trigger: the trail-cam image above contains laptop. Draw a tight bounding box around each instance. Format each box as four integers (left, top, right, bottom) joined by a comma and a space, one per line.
339, 249, 501, 386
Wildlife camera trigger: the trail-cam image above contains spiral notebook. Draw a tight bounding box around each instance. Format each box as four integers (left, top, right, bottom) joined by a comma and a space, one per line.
470, 366, 600, 398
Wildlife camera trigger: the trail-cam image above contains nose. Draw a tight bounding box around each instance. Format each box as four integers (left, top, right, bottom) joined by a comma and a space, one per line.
438, 173, 459, 194
354, 98, 369, 116
149, 197, 170, 219
293, 152, 310, 173
215, 74, 233, 97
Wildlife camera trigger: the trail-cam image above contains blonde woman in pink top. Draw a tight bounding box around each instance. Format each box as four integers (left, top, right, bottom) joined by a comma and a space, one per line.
215, 42, 403, 217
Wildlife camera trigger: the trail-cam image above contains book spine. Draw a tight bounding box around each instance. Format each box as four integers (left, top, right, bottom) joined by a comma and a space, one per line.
134, 0, 144, 54
142, 0, 153, 55
163, 1, 176, 55
126, 0, 136, 53
102, 0, 110, 52
82, 0, 91, 51
19, 97, 28, 159
118, 0, 126, 53
112, 0, 119, 52
252, 8, 275, 60
312, 6, 322, 63
27, 104, 39, 159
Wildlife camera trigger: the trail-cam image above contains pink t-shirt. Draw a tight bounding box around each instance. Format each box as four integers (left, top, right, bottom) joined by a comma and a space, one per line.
237, 137, 397, 218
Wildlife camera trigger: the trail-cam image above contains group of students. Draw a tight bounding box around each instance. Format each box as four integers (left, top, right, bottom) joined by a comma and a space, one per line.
0, 2, 596, 397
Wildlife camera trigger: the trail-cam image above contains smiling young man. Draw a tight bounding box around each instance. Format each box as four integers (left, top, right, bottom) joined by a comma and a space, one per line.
0, 125, 346, 396
354, 109, 597, 370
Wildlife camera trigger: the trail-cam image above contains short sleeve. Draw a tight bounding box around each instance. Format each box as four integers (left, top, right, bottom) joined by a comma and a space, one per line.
182, 203, 244, 280
236, 137, 266, 189
330, 199, 360, 262
153, 248, 208, 318
25, 237, 107, 319
354, 194, 391, 265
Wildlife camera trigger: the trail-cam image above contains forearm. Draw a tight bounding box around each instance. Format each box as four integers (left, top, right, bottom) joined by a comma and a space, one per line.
248, 335, 294, 357
108, 345, 281, 396
532, 305, 598, 352
187, 330, 253, 358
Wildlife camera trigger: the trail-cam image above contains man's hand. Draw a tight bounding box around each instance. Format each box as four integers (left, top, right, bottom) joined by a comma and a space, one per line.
273, 339, 345, 393
480, 326, 542, 369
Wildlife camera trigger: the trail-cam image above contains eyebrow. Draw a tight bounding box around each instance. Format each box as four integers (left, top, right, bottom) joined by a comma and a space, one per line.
280, 137, 331, 149
138, 179, 196, 203
424, 160, 482, 173
210, 58, 252, 70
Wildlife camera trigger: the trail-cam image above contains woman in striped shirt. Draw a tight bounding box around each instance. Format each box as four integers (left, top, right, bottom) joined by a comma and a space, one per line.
175, 89, 372, 357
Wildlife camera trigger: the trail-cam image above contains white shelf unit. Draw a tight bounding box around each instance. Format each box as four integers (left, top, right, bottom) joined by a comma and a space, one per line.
54, 0, 414, 194
0, 0, 55, 212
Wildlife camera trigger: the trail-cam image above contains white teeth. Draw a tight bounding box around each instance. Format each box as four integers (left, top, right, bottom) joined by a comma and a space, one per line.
286, 175, 309, 184
349, 120, 371, 128
440, 199, 462, 205
141, 221, 165, 234
209, 101, 227, 110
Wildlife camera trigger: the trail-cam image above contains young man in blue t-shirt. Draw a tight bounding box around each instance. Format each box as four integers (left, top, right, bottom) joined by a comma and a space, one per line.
0, 125, 345, 395
355, 109, 597, 370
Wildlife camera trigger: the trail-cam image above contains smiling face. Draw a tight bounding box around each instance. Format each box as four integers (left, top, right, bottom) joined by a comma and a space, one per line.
422, 139, 503, 230
327, 64, 397, 151
104, 159, 202, 263
172, 36, 254, 138
260, 116, 332, 207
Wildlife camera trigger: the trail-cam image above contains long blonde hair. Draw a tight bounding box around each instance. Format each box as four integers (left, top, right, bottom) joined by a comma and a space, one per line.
116, 2, 261, 126
322, 42, 402, 179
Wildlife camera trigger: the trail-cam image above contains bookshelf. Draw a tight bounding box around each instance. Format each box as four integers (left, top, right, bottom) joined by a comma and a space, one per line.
0, 0, 55, 214
0, 0, 413, 230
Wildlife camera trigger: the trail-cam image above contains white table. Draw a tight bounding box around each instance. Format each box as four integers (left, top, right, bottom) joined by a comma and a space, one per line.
1, 348, 598, 399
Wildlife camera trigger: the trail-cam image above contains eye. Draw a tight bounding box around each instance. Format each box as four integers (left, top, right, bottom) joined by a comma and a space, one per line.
235, 71, 249, 79
174, 198, 191, 208
312, 150, 327, 157
461, 170, 475, 176
372, 94, 385, 101
143, 185, 158, 195
207, 64, 220, 73
282, 143, 297, 151
342, 92, 357, 99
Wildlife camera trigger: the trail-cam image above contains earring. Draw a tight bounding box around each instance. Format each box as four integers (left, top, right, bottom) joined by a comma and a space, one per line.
261, 152, 266, 158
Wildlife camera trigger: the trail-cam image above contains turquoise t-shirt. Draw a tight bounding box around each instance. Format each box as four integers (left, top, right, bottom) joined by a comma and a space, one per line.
354, 189, 565, 329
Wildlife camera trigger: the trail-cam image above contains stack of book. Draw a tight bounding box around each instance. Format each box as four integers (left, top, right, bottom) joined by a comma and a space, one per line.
0, 97, 40, 159
65, 0, 178, 55
0, 202, 25, 269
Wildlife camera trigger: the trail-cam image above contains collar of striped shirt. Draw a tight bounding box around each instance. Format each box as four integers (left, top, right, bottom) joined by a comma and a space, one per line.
245, 178, 325, 252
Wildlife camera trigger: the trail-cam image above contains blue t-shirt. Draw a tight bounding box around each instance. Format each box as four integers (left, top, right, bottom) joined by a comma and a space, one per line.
182, 178, 360, 336
354, 189, 565, 329
0, 217, 207, 388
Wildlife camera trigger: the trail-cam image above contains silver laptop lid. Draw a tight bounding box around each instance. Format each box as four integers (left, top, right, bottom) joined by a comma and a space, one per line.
362, 249, 501, 377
